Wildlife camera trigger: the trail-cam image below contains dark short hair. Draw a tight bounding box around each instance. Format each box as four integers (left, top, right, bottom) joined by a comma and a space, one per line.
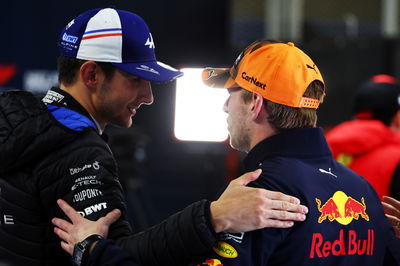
57, 56, 116, 86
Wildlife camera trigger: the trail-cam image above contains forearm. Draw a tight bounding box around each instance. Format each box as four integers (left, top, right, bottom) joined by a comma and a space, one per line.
115, 200, 217, 266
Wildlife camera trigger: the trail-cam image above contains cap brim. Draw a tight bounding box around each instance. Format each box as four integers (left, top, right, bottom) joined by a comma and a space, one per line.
112, 61, 183, 82
202, 68, 237, 88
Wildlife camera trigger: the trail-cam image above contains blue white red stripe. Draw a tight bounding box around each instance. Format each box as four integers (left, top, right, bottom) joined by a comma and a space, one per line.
82, 28, 122, 40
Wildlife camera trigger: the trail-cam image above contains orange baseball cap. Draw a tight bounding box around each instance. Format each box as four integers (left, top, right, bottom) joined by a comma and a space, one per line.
202, 40, 325, 109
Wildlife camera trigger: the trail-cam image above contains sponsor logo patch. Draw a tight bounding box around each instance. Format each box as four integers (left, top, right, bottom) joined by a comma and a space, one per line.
78, 202, 107, 217
212, 241, 238, 258
310, 229, 375, 258
69, 161, 100, 176
71, 175, 103, 191
73, 188, 103, 203
241, 72, 266, 90
62, 33, 79, 44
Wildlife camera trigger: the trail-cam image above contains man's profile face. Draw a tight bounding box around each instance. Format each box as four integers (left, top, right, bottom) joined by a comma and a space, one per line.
95, 69, 153, 128
223, 87, 251, 152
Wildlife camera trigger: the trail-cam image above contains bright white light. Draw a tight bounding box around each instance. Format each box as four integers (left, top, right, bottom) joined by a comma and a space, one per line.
174, 68, 229, 142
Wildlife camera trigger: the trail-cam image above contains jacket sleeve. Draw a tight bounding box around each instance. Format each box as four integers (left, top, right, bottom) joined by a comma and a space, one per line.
88, 240, 140, 266
36, 131, 133, 240
114, 199, 218, 266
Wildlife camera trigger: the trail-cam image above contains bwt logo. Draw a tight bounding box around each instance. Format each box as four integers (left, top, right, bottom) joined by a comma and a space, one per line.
62, 33, 78, 44
78, 202, 107, 217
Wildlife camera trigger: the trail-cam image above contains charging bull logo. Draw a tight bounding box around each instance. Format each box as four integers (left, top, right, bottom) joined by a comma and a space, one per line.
310, 191, 374, 258
316, 191, 369, 225
198, 259, 223, 266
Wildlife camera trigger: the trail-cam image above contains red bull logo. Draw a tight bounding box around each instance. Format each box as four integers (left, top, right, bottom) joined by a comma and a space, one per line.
310, 191, 374, 258
198, 259, 223, 266
310, 229, 375, 258
316, 191, 369, 225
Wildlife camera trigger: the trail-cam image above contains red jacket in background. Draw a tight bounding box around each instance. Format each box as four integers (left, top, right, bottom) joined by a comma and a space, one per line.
326, 120, 400, 199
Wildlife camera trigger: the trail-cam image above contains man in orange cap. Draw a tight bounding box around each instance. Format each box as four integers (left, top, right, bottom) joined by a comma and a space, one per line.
195, 40, 399, 265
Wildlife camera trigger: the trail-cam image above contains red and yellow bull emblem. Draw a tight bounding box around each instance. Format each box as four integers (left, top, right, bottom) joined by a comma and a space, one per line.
316, 191, 369, 225
198, 259, 223, 266
310, 191, 374, 258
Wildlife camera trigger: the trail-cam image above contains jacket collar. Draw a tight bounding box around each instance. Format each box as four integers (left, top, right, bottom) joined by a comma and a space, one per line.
243, 128, 332, 171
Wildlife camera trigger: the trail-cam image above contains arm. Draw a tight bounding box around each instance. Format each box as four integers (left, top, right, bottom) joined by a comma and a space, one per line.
44, 137, 133, 240
53, 169, 308, 265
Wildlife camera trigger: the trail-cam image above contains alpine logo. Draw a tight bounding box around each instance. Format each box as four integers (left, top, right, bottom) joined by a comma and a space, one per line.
145, 33, 155, 49
136, 65, 159, 75
62, 33, 78, 44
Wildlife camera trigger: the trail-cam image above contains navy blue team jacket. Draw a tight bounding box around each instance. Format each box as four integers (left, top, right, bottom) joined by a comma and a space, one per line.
195, 128, 400, 266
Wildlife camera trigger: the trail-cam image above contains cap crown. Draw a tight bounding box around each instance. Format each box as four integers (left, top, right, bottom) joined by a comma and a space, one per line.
231, 41, 324, 108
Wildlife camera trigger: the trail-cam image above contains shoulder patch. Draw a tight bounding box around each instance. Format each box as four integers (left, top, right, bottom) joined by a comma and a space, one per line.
212, 241, 238, 258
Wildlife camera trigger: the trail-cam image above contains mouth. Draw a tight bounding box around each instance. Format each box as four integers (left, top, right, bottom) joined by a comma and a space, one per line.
127, 106, 137, 116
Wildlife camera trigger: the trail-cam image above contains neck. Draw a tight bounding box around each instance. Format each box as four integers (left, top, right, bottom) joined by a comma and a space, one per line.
60, 83, 106, 132
248, 122, 277, 152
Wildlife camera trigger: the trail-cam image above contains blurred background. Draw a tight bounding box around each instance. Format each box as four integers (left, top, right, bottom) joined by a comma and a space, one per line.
1, 0, 399, 231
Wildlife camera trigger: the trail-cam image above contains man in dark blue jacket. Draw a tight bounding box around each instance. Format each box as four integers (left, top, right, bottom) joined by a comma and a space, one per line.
195, 40, 400, 265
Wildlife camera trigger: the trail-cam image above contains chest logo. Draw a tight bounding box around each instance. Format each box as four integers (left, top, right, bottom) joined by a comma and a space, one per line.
316, 191, 369, 225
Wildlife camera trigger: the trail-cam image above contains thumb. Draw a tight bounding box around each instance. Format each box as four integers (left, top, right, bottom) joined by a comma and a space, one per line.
100, 209, 121, 226
233, 169, 262, 186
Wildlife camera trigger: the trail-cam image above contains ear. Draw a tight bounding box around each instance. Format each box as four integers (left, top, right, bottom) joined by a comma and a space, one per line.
80, 61, 101, 89
250, 93, 264, 121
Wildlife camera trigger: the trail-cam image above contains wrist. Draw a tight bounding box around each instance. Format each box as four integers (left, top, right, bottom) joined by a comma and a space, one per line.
210, 201, 229, 233
72, 234, 104, 266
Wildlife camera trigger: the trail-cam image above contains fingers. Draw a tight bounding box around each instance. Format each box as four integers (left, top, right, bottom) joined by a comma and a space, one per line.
266, 197, 308, 215
264, 190, 301, 205
385, 214, 400, 227
52, 217, 73, 233
233, 169, 262, 186
99, 209, 121, 227
61, 241, 73, 256
263, 219, 294, 229
266, 207, 307, 222
54, 227, 70, 243
57, 199, 82, 223
382, 196, 400, 210
382, 202, 400, 218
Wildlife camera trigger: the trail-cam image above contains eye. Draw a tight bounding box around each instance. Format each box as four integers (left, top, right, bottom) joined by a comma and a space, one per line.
128, 76, 142, 85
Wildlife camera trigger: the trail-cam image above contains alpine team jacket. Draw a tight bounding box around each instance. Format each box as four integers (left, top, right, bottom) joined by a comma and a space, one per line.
193, 128, 400, 266
326, 119, 400, 199
0, 89, 217, 266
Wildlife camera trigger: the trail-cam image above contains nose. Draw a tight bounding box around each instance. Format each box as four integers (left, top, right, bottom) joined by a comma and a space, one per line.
141, 81, 154, 106
223, 97, 229, 113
